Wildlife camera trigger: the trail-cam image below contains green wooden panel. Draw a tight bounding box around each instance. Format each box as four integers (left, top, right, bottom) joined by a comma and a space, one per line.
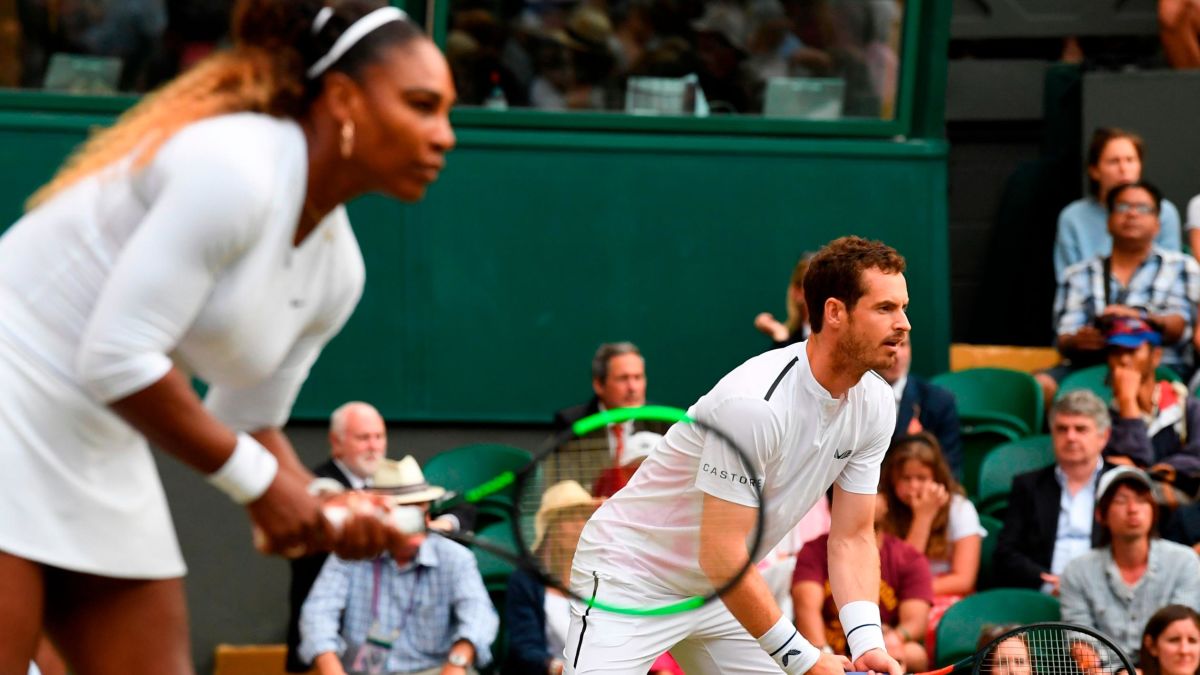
292, 131, 950, 421
0, 119, 949, 424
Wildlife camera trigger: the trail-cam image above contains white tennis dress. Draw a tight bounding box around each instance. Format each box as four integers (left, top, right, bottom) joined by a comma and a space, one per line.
0, 113, 365, 578
566, 341, 895, 673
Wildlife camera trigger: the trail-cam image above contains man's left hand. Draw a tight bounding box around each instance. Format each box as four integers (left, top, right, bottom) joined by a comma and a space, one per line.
854, 647, 903, 675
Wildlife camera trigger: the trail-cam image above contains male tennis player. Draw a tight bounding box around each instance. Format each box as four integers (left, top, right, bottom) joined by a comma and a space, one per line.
565, 236, 910, 675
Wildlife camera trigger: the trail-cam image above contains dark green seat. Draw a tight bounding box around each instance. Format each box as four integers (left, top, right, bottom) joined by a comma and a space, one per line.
423, 444, 533, 529
931, 368, 1045, 438
957, 423, 1022, 499
933, 589, 1060, 667
976, 513, 1003, 590
974, 435, 1054, 518
1057, 364, 1182, 403
470, 520, 519, 591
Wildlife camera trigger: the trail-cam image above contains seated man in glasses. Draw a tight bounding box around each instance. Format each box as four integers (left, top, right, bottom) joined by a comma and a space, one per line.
1035, 181, 1200, 404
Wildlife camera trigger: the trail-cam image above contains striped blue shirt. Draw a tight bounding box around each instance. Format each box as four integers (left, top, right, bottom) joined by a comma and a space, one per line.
1053, 248, 1200, 369
299, 534, 498, 672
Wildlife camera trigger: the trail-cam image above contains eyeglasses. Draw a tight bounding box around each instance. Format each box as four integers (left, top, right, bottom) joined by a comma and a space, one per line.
1113, 202, 1157, 215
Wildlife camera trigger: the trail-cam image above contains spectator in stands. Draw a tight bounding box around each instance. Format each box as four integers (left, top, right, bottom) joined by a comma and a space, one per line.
300, 457, 499, 675
286, 402, 469, 672
505, 480, 602, 675
754, 253, 812, 348
1038, 181, 1200, 403
553, 341, 666, 458
286, 401, 389, 672
1060, 466, 1200, 661
976, 625, 1032, 675
880, 433, 984, 600
994, 390, 1113, 593
16, 0, 167, 92
1054, 128, 1184, 283
1140, 605, 1200, 675
1185, 192, 1200, 262
1103, 316, 1200, 474
1160, 0, 1200, 69
611, 0, 655, 75
692, 2, 757, 113
876, 339, 964, 480
529, 6, 616, 110
793, 491, 931, 672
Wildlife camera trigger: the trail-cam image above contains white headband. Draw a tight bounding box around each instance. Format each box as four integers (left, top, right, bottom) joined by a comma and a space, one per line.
306, 6, 408, 79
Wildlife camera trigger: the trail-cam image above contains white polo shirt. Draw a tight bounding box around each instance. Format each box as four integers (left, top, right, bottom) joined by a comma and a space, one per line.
572, 341, 895, 597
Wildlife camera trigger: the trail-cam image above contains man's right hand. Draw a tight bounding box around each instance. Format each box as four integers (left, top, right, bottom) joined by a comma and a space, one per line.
807, 651, 852, 675
854, 647, 903, 675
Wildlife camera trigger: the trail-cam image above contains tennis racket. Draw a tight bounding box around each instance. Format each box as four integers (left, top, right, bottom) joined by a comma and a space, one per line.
851, 622, 1135, 675
433, 404, 767, 616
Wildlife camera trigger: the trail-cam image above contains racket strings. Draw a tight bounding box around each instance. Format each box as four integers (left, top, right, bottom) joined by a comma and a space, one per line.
518, 438, 609, 584
980, 627, 1126, 675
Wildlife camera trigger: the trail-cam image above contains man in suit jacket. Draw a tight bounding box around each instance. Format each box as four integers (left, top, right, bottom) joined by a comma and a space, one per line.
554, 342, 647, 426
994, 390, 1114, 593
553, 341, 669, 445
554, 342, 671, 496
876, 340, 964, 479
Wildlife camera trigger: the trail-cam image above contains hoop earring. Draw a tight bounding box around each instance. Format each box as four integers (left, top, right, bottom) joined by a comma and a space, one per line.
340, 120, 355, 159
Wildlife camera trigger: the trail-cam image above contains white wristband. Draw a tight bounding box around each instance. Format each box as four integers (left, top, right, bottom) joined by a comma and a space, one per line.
840, 600, 886, 662
756, 615, 820, 674
207, 433, 278, 504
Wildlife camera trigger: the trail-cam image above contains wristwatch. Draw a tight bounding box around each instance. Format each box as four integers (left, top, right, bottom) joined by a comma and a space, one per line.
448, 652, 470, 668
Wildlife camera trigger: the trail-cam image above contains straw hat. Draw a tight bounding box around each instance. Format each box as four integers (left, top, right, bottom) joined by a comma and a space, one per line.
533, 480, 601, 550
370, 456, 446, 505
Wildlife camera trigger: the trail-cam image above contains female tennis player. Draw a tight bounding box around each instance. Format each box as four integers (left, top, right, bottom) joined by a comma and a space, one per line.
566, 236, 910, 675
0, 1, 454, 673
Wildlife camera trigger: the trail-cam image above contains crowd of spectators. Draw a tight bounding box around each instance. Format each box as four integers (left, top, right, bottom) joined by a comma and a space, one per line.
0, 0, 903, 116
443, 0, 902, 115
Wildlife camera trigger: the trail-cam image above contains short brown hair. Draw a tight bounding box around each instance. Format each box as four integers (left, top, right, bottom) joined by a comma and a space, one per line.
803, 236, 905, 333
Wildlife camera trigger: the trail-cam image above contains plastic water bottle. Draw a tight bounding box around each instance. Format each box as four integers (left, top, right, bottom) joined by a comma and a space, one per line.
483, 71, 508, 110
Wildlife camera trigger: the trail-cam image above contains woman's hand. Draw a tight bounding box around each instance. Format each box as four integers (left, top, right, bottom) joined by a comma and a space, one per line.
248, 464, 331, 557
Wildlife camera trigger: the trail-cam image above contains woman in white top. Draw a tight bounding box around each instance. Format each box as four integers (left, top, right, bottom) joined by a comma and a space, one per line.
0, 1, 456, 672
880, 433, 985, 597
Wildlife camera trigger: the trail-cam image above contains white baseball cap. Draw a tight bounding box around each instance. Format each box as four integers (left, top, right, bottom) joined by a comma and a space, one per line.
621, 431, 662, 467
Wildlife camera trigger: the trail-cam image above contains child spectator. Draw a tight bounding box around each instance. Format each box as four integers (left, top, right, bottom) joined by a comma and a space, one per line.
880, 433, 985, 598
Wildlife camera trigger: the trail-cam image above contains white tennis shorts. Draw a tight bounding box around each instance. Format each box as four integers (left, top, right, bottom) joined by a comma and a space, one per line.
563, 570, 783, 674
